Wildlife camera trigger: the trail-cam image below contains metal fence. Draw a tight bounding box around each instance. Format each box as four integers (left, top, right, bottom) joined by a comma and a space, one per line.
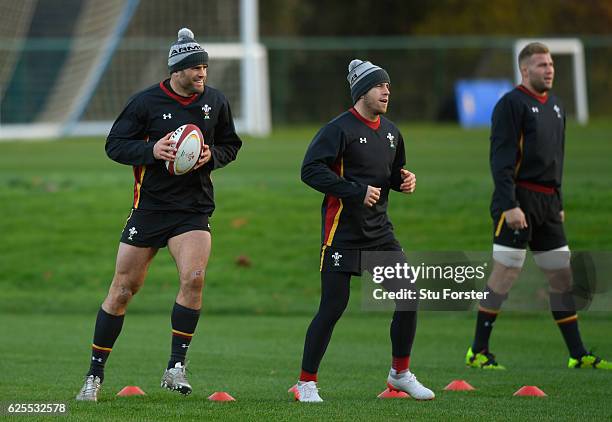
1, 33, 611, 127
264, 36, 612, 124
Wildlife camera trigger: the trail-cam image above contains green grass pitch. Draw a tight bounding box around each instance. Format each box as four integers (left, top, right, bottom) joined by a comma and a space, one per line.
0, 122, 611, 420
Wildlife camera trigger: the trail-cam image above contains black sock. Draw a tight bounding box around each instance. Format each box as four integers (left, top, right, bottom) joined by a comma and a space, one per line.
390, 310, 417, 360
550, 292, 588, 358
300, 271, 351, 375
472, 285, 507, 353
87, 308, 125, 382
168, 303, 201, 369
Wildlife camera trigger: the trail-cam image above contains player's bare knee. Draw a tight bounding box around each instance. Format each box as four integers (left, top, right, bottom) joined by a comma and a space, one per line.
108, 277, 142, 306
533, 246, 572, 292
113, 285, 137, 306
180, 269, 205, 293
546, 267, 573, 293
488, 248, 524, 294
487, 274, 519, 295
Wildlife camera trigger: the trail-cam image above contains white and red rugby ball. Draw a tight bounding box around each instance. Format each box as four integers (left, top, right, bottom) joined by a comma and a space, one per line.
166, 124, 204, 175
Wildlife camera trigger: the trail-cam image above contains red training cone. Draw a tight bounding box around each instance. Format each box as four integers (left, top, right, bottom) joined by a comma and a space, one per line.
444, 380, 475, 391
513, 386, 547, 397
208, 391, 236, 401
116, 386, 146, 396
288, 384, 299, 400
377, 388, 409, 399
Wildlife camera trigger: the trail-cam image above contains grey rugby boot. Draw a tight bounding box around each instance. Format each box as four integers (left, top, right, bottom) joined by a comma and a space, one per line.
161, 362, 192, 395
76, 375, 102, 402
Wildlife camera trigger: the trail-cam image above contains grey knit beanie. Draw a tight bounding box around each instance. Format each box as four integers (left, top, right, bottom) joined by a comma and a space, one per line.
347, 59, 390, 103
168, 28, 208, 73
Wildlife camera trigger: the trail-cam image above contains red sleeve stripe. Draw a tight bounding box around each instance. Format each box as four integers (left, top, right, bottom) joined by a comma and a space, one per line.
322, 158, 344, 246
132, 136, 149, 209
514, 132, 524, 178
132, 165, 146, 208
323, 196, 342, 246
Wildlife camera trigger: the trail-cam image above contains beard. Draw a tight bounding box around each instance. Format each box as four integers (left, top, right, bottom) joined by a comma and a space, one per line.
363, 95, 388, 115
530, 76, 552, 94
191, 83, 205, 94
178, 73, 206, 94
188, 79, 205, 94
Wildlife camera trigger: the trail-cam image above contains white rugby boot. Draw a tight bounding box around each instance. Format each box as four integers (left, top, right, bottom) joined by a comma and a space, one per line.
386, 368, 435, 400
295, 381, 323, 402
76, 375, 102, 402
161, 362, 192, 395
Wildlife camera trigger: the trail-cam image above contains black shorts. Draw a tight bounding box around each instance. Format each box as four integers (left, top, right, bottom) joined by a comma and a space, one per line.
120, 208, 210, 248
319, 239, 403, 275
493, 186, 567, 251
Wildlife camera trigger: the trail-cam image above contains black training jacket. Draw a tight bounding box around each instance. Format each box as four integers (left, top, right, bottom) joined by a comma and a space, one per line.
301, 108, 406, 249
490, 85, 565, 214
106, 79, 242, 215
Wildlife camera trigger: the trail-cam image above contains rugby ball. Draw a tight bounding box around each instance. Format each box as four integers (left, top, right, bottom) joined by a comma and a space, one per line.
166, 124, 204, 175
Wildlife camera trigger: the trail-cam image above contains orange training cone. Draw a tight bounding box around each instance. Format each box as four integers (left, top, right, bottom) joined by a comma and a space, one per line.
288, 384, 299, 400
513, 386, 547, 397
116, 386, 146, 396
208, 391, 236, 401
444, 380, 475, 391
378, 388, 409, 399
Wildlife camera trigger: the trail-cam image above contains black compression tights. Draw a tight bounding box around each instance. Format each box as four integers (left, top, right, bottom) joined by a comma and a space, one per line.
301, 271, 417, 374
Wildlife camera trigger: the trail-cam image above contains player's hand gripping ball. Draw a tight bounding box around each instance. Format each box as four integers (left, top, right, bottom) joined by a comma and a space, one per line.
166, 124, 204, 175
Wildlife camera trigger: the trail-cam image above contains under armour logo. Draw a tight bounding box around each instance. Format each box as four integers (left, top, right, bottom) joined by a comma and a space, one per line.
128, 226, 137, 240
531, 107, 539, 113
331, 252, 342, 267
163, 113, 172, 119
359, 137, 367, 144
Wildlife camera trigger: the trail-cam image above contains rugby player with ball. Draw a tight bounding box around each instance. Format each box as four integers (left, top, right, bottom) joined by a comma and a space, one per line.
76, 28, 242, 401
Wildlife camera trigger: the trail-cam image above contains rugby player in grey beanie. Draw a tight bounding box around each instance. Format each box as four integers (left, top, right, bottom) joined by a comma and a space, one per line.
168, 28, 208, 73
167, 28, 209, 96
294, 58, 432, 403
347, 59, 390, 104
76, 26, 243, 401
